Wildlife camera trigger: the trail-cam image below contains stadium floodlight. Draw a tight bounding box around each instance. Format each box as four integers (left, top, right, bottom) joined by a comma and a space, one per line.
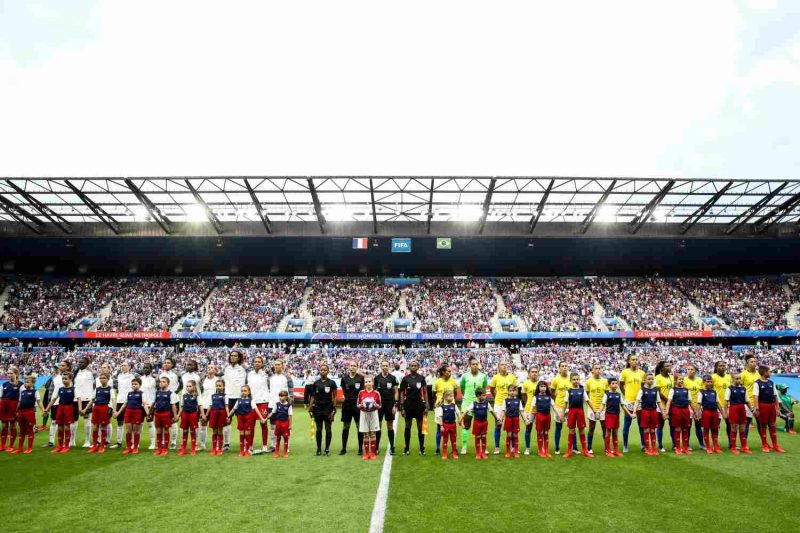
185, 203, 207, 222
324, 204, 353, 221
596, 205, 618, 222
454, 204, 483, 221
131, 205, 149, 222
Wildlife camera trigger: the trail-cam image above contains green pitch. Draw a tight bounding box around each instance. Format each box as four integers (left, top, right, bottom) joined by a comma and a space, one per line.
1, 407, 798, 533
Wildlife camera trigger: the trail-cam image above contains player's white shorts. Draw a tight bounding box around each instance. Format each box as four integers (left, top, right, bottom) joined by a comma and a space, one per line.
359, 411, 379, 433
587, 410, 605, 422
493, 406, 505, 420
745, 404, 753, 418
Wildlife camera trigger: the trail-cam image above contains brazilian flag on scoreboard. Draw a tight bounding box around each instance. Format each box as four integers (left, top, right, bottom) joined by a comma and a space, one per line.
437, 237, 451, 249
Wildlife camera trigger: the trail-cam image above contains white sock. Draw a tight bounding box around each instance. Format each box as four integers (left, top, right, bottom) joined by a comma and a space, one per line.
85, 421, 92, 443
223, 425, 231, 446
116, 426, 124, 444
69, 423, 77, 446
198, 425, 207, 448
170, 423, 178, 446
148, 421, 156, 443
49, 423, 57, 444
106, 424, 112, 443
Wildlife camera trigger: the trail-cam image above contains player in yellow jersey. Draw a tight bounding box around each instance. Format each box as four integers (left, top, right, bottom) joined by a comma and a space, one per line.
741, 354, 761, 440
520, 367, 539, 455
488, 362, 517, 455
619, 354, 646, 453
549, 361, 576, 455
584, 363, 608, 455
684, 364, 705, 450
654, 361, 675, 452
710, 361, 733, 450
432, 365, 458, 455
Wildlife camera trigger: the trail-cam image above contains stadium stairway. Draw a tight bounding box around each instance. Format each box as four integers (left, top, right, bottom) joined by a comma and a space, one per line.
194, 286, 219, 331
0, 284, 10, 315
298, 286, 314, 332
686, 300, 710, 329
172, 285, 216, 332
87, 299, 114, 330
491, 292, 506, 332
592, 301, 610, 332
787, 302, 800, 329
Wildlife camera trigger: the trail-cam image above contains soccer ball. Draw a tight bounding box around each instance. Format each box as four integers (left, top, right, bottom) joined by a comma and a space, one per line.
362, 397, 376, 411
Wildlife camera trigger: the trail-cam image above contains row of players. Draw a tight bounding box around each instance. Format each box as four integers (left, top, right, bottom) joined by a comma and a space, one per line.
0, 354, 796, 459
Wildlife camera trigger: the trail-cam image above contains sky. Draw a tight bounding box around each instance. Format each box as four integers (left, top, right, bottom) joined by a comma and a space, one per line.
0, 0, 798, 178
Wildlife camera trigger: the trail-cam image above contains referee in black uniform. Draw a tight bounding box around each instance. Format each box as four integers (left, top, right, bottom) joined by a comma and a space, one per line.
339, 361, 365, 455
374, 360, 399, 455
399, 360, 427, 456
308, 364, 337, 456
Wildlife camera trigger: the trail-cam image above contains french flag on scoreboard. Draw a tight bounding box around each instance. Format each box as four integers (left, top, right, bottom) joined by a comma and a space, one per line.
352, 237, 369, 249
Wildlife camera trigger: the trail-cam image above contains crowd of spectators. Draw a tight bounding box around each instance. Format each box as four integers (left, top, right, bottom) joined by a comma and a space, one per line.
205, 277, 305, 332
406, 278, 496, 332
589, 277, 696, 330
99, 277, 214, 331
498, 278, 595, 331
0, 277, 122, 331
308, 278, 397, 332
675, 277, 792, 330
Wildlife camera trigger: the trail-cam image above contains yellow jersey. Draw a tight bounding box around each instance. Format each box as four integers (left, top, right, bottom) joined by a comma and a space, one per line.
550, 374, 572, 409
489, 373, 518, 406
654, 374, 674, 404
711, 373, 732, 408
620, 368, 646, 403
684, 376, 703, 406
741, 369, 760, 403
433, 377, 458, 405
521, 380, 537, 413
584, 377, 609, 411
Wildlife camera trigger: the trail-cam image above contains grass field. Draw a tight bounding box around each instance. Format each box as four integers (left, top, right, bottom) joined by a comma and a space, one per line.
1, 406, 798, 533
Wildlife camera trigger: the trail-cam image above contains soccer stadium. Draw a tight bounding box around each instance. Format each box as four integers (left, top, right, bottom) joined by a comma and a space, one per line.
2, 3, 800, 533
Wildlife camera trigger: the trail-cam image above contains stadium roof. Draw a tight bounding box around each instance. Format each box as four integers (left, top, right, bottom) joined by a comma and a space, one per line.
1, 177, 799, 236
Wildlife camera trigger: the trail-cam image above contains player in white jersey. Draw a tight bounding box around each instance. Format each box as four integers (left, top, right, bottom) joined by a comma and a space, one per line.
45, 361, 71, 447
222, 351, 247, 451
391, 363, 406, 386
199, 364, 221, 451
140, 363, 158, 450
268, 360, 290, 452
74, 357, 96, 447
158, 357, 181, 449
111, 361, 135, 448
247, 356, 271, 453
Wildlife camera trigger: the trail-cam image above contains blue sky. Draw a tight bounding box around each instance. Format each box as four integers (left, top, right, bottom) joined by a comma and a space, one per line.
0, 0, 798, 178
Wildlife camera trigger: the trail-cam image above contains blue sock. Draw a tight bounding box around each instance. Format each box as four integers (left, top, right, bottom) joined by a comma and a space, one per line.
571, 433, 578, 451
638, 424, 645, 447
554, 422, 562, 450
656, 425, 663, 449
745, 418, 751, 438
587, 430, 594, 450
623, 416, 631, 447
725, 419, 732, 448
494, 427, 501, 448
524, 430, 531, 449
670, 425, 676, 449
435, 427, 441, 450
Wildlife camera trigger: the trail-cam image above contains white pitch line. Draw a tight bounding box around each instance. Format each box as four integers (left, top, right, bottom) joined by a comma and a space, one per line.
368, 419, 397, 533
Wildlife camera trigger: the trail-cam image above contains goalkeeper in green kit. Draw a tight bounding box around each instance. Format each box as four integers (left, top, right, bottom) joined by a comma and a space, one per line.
458, 358, 489, 454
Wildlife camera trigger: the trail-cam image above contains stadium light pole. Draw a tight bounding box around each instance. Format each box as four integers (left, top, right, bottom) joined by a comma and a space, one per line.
64, 180, 121, 234
529, 178, 555, 233
307, 178, 326, 234
477, 178, 496, 235
124, 179, 172, 235
244, 179, 272, 234
680, 181, 733, 234
185, 180, 223, 234
4, 180, 73, 234
725, 181, 787, 234
629, 180, 675, 234
369, 178, 378, 235
580, 179, 617, 234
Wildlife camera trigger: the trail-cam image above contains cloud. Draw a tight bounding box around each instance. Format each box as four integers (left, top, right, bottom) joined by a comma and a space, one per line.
0, 1, 797, 179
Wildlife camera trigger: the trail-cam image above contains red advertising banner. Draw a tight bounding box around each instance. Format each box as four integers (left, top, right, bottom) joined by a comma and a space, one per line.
632, 330, 712, 339
83, 331, 171, 340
